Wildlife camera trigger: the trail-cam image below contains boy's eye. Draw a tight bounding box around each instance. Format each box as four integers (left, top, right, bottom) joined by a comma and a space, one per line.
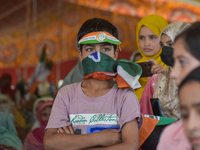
86, 48, 94, 52
102, 48, 110, 52
139, 36, 145, 40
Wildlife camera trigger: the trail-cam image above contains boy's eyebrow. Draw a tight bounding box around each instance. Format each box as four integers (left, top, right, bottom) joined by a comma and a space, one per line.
100, 43, 112, 46
83, 44, 95, 47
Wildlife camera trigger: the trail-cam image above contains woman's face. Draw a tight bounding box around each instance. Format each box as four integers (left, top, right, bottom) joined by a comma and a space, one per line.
36, 101, 44, 119
179, 81, 200, 150
41, 106, 52, 121
170, 38, 200, 86
139, 26, 161, 57
160, 34, 174, 48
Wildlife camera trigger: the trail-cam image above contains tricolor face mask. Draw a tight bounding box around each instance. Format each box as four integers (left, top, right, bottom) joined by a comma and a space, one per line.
82, 51, 142, 90
82, 52, 117, 81
160, 46, 174, 67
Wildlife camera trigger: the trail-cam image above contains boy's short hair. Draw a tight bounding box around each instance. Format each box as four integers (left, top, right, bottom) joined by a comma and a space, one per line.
77, 18, 119, 52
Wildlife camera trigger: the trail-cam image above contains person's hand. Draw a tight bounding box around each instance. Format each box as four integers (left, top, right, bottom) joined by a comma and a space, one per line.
57, 125, 74, 134
97, 129, 121, 147
146, 59, 165, 74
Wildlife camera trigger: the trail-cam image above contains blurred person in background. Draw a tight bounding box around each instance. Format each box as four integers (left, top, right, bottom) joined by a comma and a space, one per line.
157, 21, 200, 150
0, 94, 26, 141
0, 73, 21, 109
23, 100, 53, 150
31, 96, 54, 131
59, 59, 83, 89
0, 112, 23, 150
130, 50, 142, 62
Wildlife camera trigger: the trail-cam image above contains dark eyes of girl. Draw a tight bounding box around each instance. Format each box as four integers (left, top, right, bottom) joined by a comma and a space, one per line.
179, 60, 186, 67
160, 42, 164, 47
139, 35, 157, 40
168, 43, 173, 47
181, 113, 189, 120
150, 36, 157, 39
139, 36, 144, 40
42, 113, 48, 117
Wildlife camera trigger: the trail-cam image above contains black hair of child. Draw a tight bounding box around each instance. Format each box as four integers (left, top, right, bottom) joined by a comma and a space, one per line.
77, 18, 119, 52
174, 22, 200, 61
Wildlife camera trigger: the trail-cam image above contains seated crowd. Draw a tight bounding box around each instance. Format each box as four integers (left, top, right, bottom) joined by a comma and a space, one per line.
0, 15, 200, 150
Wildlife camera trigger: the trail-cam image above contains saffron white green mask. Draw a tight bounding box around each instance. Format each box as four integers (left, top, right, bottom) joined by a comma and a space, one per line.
82, 51, 142, 90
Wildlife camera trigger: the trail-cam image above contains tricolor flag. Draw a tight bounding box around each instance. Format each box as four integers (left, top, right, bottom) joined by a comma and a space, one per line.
28, 45, 53, 94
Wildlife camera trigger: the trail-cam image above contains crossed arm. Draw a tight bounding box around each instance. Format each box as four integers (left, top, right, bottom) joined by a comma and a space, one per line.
43, 119, 139, 150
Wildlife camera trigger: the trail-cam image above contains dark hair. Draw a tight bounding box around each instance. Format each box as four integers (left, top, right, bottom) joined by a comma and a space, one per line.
174, 22, 200, 61
77, 18, 118, 52
179, 66, 200, 92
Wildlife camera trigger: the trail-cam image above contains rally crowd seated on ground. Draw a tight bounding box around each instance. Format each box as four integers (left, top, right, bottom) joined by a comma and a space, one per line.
1, 16, 200, 150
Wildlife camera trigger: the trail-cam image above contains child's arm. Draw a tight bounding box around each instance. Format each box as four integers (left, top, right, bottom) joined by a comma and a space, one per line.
91, 119, 139, 150
43, 128, 121, 150
55, 119, 139, 150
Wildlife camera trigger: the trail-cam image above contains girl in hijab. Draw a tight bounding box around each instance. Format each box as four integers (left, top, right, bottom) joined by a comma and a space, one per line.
130, 50, 142, 62
135, 14, 168, 101
140, 21, 190, 120
23, 100, 53, 150
31, 96, 54, 130
0, 112, 23, 150
157, 21, 200, 150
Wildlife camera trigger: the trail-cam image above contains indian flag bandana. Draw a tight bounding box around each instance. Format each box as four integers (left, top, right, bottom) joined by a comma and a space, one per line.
78, 31, 121, 45
139, 115, 175, 147
82, 51, 142, 89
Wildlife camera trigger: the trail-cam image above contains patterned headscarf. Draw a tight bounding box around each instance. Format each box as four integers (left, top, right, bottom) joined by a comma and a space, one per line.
153, 21, 190, 120
159, 21, 191, 42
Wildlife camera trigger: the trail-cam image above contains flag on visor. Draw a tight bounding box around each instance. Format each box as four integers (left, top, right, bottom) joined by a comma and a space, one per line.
82, 52, 142, 89
78, 31, 121, 45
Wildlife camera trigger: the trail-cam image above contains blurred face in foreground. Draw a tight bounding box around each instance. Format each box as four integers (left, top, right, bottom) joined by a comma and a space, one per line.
170, 38, 200, 86
179, 81, 200, 150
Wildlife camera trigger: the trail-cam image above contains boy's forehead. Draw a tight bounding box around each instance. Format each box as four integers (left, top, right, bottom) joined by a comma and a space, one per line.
83, 42, 113, 47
